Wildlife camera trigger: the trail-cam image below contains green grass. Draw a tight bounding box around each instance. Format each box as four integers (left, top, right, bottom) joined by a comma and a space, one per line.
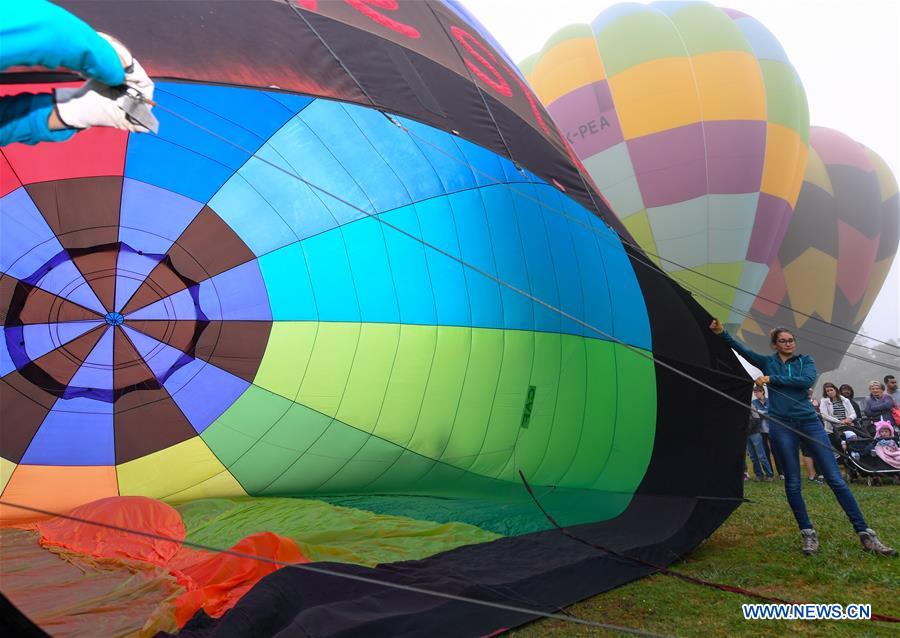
508, 479, 900, 637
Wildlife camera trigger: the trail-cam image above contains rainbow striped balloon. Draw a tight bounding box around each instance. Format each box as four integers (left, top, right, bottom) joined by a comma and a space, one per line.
520, 1, 809, 328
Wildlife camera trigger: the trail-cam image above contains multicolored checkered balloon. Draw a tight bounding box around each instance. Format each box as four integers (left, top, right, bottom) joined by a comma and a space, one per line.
520, 1, 809, 328
739, 127, 899, 371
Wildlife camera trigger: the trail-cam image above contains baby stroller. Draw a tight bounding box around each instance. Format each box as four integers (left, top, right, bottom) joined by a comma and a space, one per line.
836, 420, 900, 486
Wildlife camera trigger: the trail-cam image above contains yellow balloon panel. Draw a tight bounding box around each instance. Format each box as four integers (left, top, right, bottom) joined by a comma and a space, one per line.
783, 248, 838, 326
529, 36, 606, 105
691, 51, 766, 121
762, 123, 809, 205
608, 57, 703, 139
116, 437, 233, 500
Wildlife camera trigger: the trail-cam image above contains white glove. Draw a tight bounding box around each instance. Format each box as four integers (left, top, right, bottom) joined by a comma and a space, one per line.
54, 81, 151, 132
53, 33, 156, 133
97, 33, 155, 102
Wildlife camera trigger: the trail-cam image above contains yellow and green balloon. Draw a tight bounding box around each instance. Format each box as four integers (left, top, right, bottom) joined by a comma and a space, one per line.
520, 1, 809, 329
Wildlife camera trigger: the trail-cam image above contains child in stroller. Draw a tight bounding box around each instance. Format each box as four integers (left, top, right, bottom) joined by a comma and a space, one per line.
837, 419, 900, 485
864, 421, 900, 469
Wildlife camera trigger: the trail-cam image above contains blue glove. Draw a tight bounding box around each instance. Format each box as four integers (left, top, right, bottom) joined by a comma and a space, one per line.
1, 0, 124, 84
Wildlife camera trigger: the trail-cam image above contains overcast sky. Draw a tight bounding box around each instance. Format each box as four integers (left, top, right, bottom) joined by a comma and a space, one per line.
464, 0, 899, 344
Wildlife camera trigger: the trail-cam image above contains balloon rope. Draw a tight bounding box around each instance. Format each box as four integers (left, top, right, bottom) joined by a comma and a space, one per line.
140, 85, 897, 357
130, 93, 877, 478
281, 0, 378, 109
675, 272, 898, 372
388, 120, 898, 355
0, 500, 673, 638
141, 98, 860, 462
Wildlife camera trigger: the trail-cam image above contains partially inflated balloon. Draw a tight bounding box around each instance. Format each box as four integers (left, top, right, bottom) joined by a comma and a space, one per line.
520, 1, 809, 328
740, 127, 899, 372
0, 1, 750, 635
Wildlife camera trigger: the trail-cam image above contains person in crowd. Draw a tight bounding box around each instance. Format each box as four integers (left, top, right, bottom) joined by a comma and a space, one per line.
839, 384, 864, 420
1, 0, 156, 146
820, 382, 856, 443
808, 389, 822, 420
865, 421, 900, 470
864, 381, 897, 427
747, 398, 774, 481
799, 439, 821, 482
753, 386, 781, 478
803, 388, 824, 482
885, 375, 899, 404
709, 318, 895, 556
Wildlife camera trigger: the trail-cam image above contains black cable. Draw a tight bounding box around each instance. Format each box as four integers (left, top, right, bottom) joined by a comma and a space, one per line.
677, 277, 899, 373
514, 471, 900, 623
393, 124, 899, 355
137, 97, 865, 465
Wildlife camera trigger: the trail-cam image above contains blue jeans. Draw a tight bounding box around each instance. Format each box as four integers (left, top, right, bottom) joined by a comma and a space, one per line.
747, 433, 773, 478
768, 418, 868, 532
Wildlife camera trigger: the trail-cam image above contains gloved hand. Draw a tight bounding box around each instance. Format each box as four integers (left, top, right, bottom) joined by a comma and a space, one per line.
97, 32, 155, 102
53, 32, 156, 133
54, 80, 152, 132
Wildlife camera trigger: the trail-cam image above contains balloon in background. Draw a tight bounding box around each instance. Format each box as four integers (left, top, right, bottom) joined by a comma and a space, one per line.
520, 1, 809, 329
857, 145, 900, 328
739, 127, 899, 372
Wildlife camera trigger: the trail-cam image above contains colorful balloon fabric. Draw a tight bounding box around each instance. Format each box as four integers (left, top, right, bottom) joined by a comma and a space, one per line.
739, 127, 899, 372
520, 1, 809, 329
0, 1, 750, 635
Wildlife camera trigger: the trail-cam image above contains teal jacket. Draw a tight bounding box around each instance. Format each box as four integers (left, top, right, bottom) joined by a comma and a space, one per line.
721, 330, 818, 422
0, 0, 123, 145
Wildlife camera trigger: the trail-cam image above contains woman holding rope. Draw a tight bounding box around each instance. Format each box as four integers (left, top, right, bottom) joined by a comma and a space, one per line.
709, 319, 895, 557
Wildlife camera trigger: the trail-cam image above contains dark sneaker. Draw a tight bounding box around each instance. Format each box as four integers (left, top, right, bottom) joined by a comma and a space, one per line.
858, 529, 897, 556
801, 528, 819, 555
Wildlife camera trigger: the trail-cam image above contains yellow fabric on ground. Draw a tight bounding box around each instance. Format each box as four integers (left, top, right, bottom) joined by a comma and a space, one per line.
177, 496, 502, 567
0, 528, 180, 637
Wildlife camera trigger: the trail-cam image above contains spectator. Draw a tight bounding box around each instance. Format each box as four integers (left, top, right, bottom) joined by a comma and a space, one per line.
753, 386, 782, 478
803, 388, 824, 482
839, 384, 863, 420
864, 380, 897, 427
709, 318, 895, 556
820, 382, 856, 432
747, 399, 774, 481
799, 439, 820, 482
885, 375, 899, 404
808, 389, 821, 419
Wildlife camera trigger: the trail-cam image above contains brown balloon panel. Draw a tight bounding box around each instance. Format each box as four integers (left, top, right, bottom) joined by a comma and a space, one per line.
0, 176, 269, 466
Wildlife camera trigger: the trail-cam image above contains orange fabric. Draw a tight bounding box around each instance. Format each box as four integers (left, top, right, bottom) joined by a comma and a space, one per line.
0, 465, 118, 524
27, 496, 307, 628
170, 532, 309, 626
36, 496, 185, 564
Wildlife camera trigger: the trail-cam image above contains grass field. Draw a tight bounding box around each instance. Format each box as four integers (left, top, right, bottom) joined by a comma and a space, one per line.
509, 479, 900, 637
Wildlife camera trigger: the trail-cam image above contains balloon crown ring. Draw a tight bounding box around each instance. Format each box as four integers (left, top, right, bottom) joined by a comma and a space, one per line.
104, 311, 125, 327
